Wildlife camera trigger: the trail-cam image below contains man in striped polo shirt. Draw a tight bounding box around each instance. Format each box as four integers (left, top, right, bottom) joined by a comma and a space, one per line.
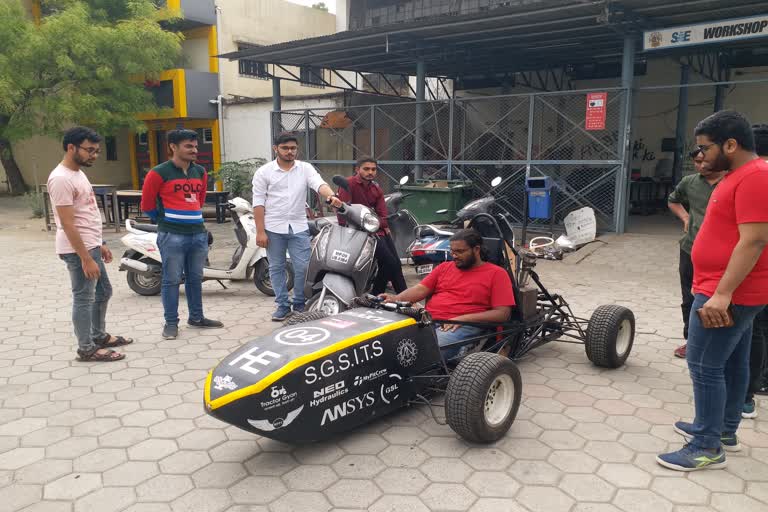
141, 129, 223, 339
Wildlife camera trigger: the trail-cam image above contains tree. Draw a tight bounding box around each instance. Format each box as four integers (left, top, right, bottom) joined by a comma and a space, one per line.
0, 0, 181, 194
312, 2, 328, 12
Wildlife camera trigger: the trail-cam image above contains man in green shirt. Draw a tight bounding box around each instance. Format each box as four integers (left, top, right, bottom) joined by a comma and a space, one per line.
668, 151, 726, 359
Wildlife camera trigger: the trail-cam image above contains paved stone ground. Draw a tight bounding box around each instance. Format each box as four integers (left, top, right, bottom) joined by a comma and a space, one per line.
1, 200, 768, 512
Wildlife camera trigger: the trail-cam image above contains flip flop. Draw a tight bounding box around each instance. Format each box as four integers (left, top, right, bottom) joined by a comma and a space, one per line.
94, 334, 134, 348
77, 348, 126, 362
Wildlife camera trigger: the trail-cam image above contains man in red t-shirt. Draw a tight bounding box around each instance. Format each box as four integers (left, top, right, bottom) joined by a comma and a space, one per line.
379, 229, 515, 359
657, 110, 768, 473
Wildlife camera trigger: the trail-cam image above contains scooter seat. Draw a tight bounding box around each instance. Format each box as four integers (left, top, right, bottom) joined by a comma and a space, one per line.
133, 223, 214, 245
420, 224, 457, 238
132, 223, 158, 233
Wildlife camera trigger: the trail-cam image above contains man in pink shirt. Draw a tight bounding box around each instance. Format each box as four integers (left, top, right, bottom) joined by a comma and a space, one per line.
47, 127, 133, 362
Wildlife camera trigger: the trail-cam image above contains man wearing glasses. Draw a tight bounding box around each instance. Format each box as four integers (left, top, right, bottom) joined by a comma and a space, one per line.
252, 133, 343, 321
336, 157, 407, 295
658, 110, 768, 472
668, 148, 726, 359
48, 126, 133, 362
379, 229, 515, 359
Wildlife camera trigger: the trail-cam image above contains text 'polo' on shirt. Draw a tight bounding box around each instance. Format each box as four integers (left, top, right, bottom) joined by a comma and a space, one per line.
251, 159, 327, 234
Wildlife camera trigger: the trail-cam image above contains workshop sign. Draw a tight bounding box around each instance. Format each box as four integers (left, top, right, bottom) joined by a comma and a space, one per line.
585, 92, 607, 131
644, 14, 768, 51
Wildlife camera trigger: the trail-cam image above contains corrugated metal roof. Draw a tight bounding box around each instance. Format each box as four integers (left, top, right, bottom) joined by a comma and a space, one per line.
221, 0, 768, 77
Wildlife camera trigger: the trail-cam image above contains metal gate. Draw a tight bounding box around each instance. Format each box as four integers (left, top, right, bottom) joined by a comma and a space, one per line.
273, 88, 630, 231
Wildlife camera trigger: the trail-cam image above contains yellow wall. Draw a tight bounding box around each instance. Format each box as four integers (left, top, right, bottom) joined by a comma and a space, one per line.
217, 0, 338, 99
12, 130, 133, 188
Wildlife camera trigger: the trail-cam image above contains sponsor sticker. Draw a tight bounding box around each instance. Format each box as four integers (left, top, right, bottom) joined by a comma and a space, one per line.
320, 391, 376, 426
396, 338, 418, 368
380, 373, 402, 405
213, 375, 238, 391
321, 318, 357, 329
275, 327, 331, 346
344, 311, 393, 325
229, 346, 281, 376
304, 340, 384, 384
260, 385, 299, 412
353, 368, 388, 387
247, 405, 304, 432
310, 379, 349, 408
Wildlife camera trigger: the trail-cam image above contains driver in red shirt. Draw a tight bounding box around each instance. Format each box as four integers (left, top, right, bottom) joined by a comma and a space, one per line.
379, 229, 515, 358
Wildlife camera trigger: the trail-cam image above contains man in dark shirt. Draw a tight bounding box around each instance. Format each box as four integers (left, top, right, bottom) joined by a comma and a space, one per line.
337, 158, 407, 294
668, 152, 725, 358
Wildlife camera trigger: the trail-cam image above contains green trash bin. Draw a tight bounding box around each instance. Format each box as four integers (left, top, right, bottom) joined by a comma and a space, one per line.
400, 180, 473, 223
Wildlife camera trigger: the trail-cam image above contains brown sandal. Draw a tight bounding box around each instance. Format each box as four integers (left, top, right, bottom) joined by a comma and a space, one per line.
94, 334, 134, 348
77, 348, 126, 362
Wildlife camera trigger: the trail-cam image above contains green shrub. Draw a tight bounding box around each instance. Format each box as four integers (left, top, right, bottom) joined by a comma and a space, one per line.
24, 191, 45, 218
214, 158, 266, 203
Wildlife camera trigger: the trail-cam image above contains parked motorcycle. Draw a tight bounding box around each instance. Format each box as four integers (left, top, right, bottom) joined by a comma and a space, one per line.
119, 197, 293, 296
384, 176, 419, 261
408, 176, 503, 275
304, 176, 380, 315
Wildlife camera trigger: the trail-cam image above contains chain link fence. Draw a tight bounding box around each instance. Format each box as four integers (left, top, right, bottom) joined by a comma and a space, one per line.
273, 88, 629, 231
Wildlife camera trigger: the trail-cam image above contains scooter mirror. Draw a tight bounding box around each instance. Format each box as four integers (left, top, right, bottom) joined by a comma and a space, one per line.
399, 176, 410, 185
332, 175, 350, 191
491, 176, 503, 187
436, 209, 448, 214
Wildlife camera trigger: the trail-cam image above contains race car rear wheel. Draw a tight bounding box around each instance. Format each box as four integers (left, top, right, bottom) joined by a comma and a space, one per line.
585, 305, 635, 368
285, 311, 330, 326
445, 352, 522, 443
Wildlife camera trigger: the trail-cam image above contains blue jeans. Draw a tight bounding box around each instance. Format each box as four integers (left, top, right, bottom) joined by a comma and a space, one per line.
437, 325, 488, 360
60, 247, 112, 353
686, 293, 765, 448
266, 228, 310, 308
157, 231, 208, 326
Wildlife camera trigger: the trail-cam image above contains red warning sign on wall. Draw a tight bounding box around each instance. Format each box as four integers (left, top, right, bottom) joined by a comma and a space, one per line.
585, 92, 607, 131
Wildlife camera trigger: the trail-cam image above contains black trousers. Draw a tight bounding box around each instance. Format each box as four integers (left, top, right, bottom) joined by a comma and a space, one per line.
747, 308, 768, 401
372, 234, 407, 295
679, 247, 694, 340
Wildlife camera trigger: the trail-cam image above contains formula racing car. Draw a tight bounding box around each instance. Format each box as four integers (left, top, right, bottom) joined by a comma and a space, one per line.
204, 213, 635, 443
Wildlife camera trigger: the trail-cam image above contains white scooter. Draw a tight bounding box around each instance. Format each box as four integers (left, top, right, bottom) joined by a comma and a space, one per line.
118, 197, 294, 296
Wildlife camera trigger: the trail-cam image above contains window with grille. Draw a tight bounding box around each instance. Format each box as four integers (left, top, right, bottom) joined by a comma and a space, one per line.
237, 44, 269, 80
300, 66, 325, 88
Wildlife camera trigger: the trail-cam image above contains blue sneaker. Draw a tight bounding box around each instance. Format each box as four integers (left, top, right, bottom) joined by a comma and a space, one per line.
673, 421, 741, 452
743, 399, 758, 419
656, 444, 727, 472
292, 303, 305, 314
272, 305, 293, 322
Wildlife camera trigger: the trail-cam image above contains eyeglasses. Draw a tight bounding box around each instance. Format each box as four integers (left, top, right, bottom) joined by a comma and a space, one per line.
688, 143, 717, 159
77, 145, 101, 156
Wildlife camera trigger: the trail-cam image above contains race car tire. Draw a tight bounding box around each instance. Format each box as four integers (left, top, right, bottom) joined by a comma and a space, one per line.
285, 311, 330, 326
585, 305, 635, 368
445, 352, 522, 443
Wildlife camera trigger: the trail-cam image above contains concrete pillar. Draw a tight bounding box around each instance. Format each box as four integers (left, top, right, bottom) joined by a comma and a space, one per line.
414, 58, 426, 179
672, 64, 690, 185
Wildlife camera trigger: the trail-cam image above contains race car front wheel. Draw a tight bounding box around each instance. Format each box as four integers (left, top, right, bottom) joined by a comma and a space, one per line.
585, 305, 635, 368
445, 352, 522, 443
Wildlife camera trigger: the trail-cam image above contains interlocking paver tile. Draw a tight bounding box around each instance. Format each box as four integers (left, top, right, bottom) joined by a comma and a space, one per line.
103, 461, 160, 487
136, 475, 193, 502
420, 457, 473, 483
419, 483, 476, 511
244, 451, 298, 476
560, 474, 616, 502
469, 498, 528, 512
507, 460, 562, 485
418, 437, 470, 458
0, 447, 45, 470
192, 462, 248, 489
44, 473, 101, 500
374, 467, 429, 495
282, 464, 339, 491
333, 454, 386, 479
516, 485, 574, 512
547, 450, 600, 473
20, 427, 71, 447
74, 487, 136, 512
378, 445, 428, 468
325, 479, 382, 508
270, 491, 332, 512
229, 476, 287, 504
381, 426, 428, 445
293, 443, 345, 465
369, 495, 428, 512
169, 488, 231, 512
159, 450, 211, 474
465, 471, 519, 498
613, 489, 674, 512
18, 501, 72, 512
74, 448, 128, 472
0, 483, 42, 511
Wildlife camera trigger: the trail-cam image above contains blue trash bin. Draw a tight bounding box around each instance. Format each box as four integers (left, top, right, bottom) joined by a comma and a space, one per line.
525, 177, 554, 219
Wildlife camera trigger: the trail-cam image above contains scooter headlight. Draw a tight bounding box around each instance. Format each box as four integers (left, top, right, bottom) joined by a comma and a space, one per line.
362, 212, 380, 233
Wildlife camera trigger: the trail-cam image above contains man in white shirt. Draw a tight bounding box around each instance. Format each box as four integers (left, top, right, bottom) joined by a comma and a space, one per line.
252, 133, 342, 320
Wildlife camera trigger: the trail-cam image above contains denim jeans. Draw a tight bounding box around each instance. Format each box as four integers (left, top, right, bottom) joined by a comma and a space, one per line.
157, 231, 208, 326
60, 247, 112, 353
436, 325, 488, 360
266, 228, 311, 308
686, 293, 765, 448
